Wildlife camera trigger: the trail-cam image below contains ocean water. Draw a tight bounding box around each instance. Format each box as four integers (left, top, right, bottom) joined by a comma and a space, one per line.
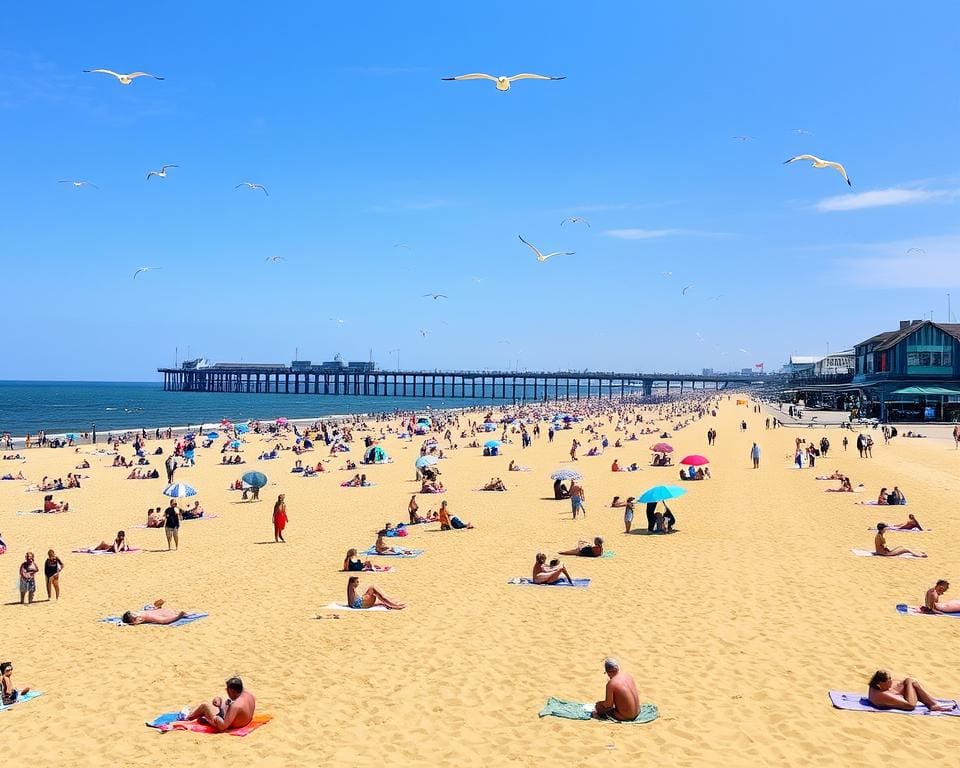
0, 380, 519, 435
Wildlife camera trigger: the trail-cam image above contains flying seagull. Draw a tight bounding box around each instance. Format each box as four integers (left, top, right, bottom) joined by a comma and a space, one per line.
783, 154, 851, 186
442, 73, 565, 92
329, 318, 345, 325
906, 247, 927, 256
265, 256, 286, 263
58, 180, 98, 189
423, 293, 448, 300
133, 266, 161, 279
470, 276, 484, 284
236, 182, 268, 196
661, 271, 673, 279
738, 348, 751, 355
393, 243, 412, 250
732, 135, 756, 141
518, 235, 574, 263
419, 329, 429, 337
682, 284, 694, 295
707, 294, 724, 301
83, 69, 164, 85
792, 128, 814, 135
561, 216, 590, 227
498, 340, 511, 344
146, 164, 178, 180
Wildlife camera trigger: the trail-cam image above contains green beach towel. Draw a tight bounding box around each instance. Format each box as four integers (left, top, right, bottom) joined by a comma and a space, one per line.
538, 697, 658, 723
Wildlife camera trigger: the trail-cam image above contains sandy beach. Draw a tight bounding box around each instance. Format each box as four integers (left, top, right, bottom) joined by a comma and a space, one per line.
2, 396, 960, 767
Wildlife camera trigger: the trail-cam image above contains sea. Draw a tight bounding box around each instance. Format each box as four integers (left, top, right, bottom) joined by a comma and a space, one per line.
0, 380, 524, 436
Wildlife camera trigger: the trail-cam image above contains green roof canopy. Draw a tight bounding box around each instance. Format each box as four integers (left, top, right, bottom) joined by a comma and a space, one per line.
890, 386, 960, 395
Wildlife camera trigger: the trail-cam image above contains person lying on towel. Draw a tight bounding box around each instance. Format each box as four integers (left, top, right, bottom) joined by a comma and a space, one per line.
122, 599, 188, 625
867, 669, 953, 712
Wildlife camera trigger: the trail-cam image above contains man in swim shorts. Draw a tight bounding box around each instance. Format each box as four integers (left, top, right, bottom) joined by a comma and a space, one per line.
122, 601, 188, 625
592, 658, 640, 721
569, 481, 586, 519
183, 676, 256, 732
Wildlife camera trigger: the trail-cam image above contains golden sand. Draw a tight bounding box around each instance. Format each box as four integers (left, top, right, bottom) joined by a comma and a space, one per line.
2, 398, 960, 767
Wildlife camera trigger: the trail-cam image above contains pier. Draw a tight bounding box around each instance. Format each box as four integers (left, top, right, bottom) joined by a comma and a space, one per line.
158, 363, 771, 401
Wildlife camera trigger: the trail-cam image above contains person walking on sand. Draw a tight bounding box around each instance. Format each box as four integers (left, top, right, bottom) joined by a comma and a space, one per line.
164, 500, 180, 551
165, 454, 177, 484
750, 442, 760, 469
44, 549, 63, 600
570, 438, 579, 461
592, 658, 640, 721
272, 494, 288, 543
569, 480, 586, 519
19, 552, 39, 605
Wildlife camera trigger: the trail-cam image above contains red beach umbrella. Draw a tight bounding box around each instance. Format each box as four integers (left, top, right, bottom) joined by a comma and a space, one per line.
650, 442, 673, 453
680, 454, 709, 466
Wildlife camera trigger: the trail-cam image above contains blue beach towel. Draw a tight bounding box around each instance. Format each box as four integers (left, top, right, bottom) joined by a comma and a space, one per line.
0, 690, 43, 711
98, 612, 208, 627
361, 548, 423, 558
508, 578, 591, 588
896, 604, 960, 618
829, 691, 960, 716
538, 697, 658, 723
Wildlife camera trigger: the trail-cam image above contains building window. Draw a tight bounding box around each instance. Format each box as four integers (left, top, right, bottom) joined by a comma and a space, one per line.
905, 326, 954, 375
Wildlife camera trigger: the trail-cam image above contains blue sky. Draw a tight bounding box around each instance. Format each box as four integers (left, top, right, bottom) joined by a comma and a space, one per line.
3, 1, 958, 380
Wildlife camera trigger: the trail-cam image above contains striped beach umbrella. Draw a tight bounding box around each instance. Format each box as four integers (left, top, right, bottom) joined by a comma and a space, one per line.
551, 469, 582, 481
162, 482, 198, 498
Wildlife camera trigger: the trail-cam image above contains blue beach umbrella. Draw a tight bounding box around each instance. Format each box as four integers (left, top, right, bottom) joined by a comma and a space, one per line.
637, 485, 687, 504
206, 432, 219, 440
235, 423, 250, 434
65, 433, 79, 441
415, 455, 439, 468
230, 440, 241, 449
551, 469, 582, 481
241, 471, 268, 489
484, 440, 501, 448
184, 433, 195, 440
163, 482, 198, 498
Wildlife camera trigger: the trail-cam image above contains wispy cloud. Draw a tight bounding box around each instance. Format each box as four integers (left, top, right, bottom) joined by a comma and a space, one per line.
835, 235, 960, 289
603, 228, 732, 240
816, 186, 960, 212
571, 201, 676, 213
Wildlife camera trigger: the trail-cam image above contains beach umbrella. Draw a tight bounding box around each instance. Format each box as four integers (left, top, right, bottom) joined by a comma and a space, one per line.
276, 417, 288, 425
650, 442, 673, 453
680, 454, 709, 466
235, 423, 250, 434
551, 469, 582, 481
484, 440, 501, 448
241, 471, 268, 489
415, 455, 439, 468
637, 485, 687, 504
65, 433, 79, 441
163, 482, 198, 498
206, 431, 219, 439
230, 440, 241, 449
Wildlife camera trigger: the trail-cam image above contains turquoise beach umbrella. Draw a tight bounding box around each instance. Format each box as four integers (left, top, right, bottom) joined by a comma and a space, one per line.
637, 485, 687, 504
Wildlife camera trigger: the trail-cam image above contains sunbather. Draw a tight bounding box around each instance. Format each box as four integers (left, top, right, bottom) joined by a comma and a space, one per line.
90, 530, 130, 553
888, 514, 922, 531
374, 530, 414, 555
342, 548, 391, 572
43, 494, 68, 513
438, 501, 473, 529
592, 658, 640, 721
923, 580, 960, 614
347, 575, 405, 609
533, 552, 573, 584
121, 600, 188, 625
867, 670, 954, 711
182, 677, 256, 731
480, 477, 507, 491
874, 523, 926, 557
559, 536, 604, 557
1, 661, 30, 706
826, 477, 854, 493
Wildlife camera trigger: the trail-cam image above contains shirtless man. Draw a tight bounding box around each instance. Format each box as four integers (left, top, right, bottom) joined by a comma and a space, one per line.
183, 677, 256, 732
569, 481, 586, 519
592, 658, 640, 721
923, 580, 960, 614
867, 670, 954, 712
122, 600, 188, 625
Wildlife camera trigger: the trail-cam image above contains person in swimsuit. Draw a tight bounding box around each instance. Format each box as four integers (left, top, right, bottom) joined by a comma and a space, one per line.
873, 523, 926, 557
532, 552, 573, 584
164, 502, 180, 550
867, 670, 954, 712
408, 495, 420, 524
559, 536, 604, 557
923, 580, 960, 614
887, 514, 922, 531
44, 549, 63, 600
346, 575, 405, 609
438, 501, 473, 530
272, 494, 288, 543
0, 661, 30, 705
183, 677, 256, 732
121, 601, 189, 625
875, 487, 889, 505
374, 530, 413, 555
90, 531, 130, 553
19, 552, 38, 604
592, 658, 640, 721
342, 548, 391, 572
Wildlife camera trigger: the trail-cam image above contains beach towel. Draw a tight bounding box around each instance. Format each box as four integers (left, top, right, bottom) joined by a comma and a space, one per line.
507, 578, 591, 588
537, 697, 658, 723
866, 527, 926, 533
896, 604, 960, 618
98, 612, 208, 627
0, 690, 42, 711
361, 548, 422, 558
829, 691, 960, 716
322, 602, 390, 612
16, 509, 67, 516
146, 712, 273, 735
851, 548, 923, 559
339, 566, 395, 574
858, 501, 907, 506
72, 548, 142, 555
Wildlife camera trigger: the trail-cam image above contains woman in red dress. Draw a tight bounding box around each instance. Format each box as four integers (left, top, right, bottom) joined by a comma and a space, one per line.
272, 494, 288, 543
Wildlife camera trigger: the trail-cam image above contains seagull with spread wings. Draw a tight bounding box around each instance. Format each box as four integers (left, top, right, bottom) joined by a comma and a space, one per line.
133, 266, 161, 280
84, 69, 164, 85
265, 256, 286, 263
236, 182, 268, 196
561, 216, 590, 227
419, 329, 429, 337
146, 164, 178, 180
784, 154, 851, 186
518, 235, 574, 263
682, 284, 694, 295
906, 247, 927, 255
423, 293, 448, 300
59, 180, 98, 189
442, 73, 565, 91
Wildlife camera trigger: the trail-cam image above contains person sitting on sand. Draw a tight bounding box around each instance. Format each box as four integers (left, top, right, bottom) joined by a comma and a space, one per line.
532, 552, 573, 584
553, 479, 570, 500
887, 514, 922, 531
438, 500, 473, 530
874, 487, 889, 505
76, 459, 90, 469
481, 477, 507, 491
867, 670, 954, 712
611, 459, 622, 472
815, 469, 845, 481
1, 660, 31, 706
826, 476, 854, 493
342, 548, 392, 572
121, 599, 188, 625
374, 529, 414, 555
182, 677, 256, 732
145, 507, 164, 528
592, 658, 640, 721
181, 501, 204, 520
43, 494, 68, 513
890, 486, 906, 505
347, 575, 405, 609
559, 536, 604, 557
610, 496, 627, 508
89, 530, 130, 553
874, 523, 926, 558
923, 580, 960, 614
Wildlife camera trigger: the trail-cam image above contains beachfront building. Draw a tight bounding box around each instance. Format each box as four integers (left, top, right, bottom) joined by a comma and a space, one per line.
852, 320, 960, 421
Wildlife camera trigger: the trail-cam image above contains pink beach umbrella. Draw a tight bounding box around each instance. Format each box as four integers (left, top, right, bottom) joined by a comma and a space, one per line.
650, 442, 673, 453
276, 417, 288, 425
679, 454, 709, 466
